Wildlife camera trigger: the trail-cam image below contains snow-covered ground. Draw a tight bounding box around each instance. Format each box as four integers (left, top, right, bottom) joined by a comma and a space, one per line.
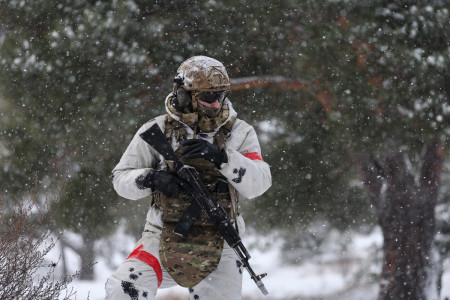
51, 226, 450, 300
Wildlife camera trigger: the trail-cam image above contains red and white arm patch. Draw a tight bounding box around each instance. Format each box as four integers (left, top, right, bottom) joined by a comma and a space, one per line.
126, 244, 163, 287
243, 152, 264, 161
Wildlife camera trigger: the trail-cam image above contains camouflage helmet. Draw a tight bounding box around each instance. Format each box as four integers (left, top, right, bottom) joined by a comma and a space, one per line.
176, 56, 230, 92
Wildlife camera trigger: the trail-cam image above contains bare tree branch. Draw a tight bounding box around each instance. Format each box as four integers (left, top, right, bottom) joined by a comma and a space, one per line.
0, 195, 78, 300
229, 76, 309, 91
229, 76, 336, 113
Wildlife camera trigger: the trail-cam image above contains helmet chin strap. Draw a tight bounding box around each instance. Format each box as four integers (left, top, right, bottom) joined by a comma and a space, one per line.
191, 93, 198, 112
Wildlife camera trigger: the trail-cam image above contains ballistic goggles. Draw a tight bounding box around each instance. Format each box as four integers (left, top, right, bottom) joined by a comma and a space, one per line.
195, 90, 227, 104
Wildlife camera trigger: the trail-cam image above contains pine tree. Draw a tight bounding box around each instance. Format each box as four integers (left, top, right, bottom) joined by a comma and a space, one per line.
291, 1, 450, 298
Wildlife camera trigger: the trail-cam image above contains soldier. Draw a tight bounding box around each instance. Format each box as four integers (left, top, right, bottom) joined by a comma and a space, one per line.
105, 56, 272, 300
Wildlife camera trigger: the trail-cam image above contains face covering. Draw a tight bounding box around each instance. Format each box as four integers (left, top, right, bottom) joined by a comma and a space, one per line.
195, 91, 228, 118
197, 99, 222, 118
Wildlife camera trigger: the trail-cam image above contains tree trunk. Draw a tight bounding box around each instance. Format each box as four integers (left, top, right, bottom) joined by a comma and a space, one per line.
60, 239, 68, 277
79, 237, 95, 280
63, 235, 96, 280
356, 142, 444, 300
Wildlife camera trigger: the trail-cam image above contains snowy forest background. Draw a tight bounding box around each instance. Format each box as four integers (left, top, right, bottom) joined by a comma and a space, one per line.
1, 0, 450, 299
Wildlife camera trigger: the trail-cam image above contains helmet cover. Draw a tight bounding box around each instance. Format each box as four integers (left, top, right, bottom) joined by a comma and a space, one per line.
176, 56, 230, 92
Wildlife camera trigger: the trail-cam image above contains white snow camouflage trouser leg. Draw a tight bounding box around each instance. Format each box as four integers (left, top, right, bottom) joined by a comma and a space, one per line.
104, 224, 243, 300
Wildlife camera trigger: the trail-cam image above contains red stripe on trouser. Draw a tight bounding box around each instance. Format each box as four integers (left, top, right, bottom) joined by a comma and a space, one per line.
126, 244, 163, 287
243, 152, 264, 161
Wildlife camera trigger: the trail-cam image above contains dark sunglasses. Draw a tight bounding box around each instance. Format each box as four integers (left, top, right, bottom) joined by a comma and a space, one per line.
195, 91, 227, 104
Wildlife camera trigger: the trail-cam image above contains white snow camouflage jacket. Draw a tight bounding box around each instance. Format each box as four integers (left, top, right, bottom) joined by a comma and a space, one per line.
112, 98, 272, 227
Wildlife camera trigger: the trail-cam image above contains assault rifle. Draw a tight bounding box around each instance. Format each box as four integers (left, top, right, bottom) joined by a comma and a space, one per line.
140, 123, 268, 295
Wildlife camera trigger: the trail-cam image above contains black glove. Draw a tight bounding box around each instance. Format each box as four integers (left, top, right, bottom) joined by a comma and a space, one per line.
137, 170, 192, 198
180, 139, 228, 168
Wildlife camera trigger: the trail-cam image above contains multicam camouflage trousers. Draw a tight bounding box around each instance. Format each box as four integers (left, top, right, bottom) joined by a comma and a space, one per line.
104, 223, 243, 300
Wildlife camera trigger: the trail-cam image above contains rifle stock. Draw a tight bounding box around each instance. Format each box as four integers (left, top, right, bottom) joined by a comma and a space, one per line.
140, 123, 268, 295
